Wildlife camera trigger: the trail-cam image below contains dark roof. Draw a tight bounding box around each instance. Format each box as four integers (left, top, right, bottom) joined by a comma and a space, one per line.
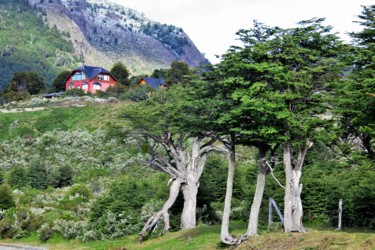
142, 78, 165, 89
68, 65, 118, 81
42, 92, 65, 98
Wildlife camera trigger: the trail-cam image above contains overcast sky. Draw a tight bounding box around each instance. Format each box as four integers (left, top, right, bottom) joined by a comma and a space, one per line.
111, 0, 373, 64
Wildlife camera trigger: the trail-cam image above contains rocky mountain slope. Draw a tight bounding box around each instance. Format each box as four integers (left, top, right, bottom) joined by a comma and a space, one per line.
26, 0, 208, 75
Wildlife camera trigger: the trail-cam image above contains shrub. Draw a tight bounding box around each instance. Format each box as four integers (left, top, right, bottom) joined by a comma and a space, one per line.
0, 217, 17, 239
7, 166, 27, 189
0, 184, 15, 210
28, 161, 48, 190
38, 223, 54, 242
65, 184, 93, 200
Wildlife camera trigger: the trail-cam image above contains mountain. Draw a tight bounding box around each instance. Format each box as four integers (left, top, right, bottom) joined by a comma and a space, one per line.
0, 0, 77, 89
0, 0, 209, 89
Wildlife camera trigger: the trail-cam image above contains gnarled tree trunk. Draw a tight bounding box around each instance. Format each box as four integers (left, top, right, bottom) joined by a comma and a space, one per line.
139, 178, 182, 242
283, 140, 311, 233
140, 135, 221, 239
181, 172, 199, 229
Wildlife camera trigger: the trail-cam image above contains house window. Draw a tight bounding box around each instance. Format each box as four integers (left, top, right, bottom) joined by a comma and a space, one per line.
82, 82, 88, 90
72, 72, 86, 81
68, 83, 74, 89
93, 82, 101, 90
98, 74, 109, 81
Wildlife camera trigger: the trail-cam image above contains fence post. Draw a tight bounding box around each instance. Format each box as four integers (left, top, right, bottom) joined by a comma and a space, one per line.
337, 199, 342, 230
268, 198, 273, 227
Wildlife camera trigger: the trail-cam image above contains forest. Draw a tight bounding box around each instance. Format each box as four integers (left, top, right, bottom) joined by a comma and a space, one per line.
0, 4, 374, 250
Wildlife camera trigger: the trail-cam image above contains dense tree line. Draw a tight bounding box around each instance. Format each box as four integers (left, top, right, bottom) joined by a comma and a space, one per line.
123, 4, 375, 245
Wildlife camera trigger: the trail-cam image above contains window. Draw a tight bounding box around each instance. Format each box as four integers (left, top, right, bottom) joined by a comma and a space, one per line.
98, 74, 109, 81
93, 82, 101, 90
72, 72, 86, 81
82, 82, 88, 90
68, 83, 73, 89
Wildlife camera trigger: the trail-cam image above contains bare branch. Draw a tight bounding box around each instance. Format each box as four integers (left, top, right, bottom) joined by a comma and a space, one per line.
266, 161, 285, 189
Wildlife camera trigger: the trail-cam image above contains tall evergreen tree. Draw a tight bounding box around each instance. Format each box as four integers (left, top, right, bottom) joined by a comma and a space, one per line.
335, 5, 375, 161
218, 18, 343, 239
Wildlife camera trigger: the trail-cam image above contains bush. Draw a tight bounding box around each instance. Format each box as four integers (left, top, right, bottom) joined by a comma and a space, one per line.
0, 217, 17, 239
38, 223, 54, 241
0, 184, 15, 210
65, 184, 93, 200
28, 161, 48, 190
7, 166, 27, 189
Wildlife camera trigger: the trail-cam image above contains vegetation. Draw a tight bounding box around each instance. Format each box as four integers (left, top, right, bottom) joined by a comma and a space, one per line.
0, 3, 374, 250
51, 70, 71, 92
110, 62, 131, 86
0, 0, 78, 89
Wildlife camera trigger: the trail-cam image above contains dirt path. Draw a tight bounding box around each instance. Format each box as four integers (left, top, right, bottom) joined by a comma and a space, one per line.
0, 245, 46, 250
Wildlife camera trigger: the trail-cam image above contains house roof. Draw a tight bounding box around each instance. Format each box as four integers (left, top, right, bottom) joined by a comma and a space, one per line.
141, 77, 165, 88
66, 65, 118, 81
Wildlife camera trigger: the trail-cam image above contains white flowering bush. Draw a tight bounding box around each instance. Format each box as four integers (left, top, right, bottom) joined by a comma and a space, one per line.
52, 219, 90, 240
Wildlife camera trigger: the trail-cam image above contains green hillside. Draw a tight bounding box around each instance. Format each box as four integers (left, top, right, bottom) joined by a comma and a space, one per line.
0, 0, 78, 89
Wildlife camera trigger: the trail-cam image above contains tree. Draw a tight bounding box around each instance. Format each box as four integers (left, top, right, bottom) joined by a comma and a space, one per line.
110, 62, 130, 86
10, 71, 46, 95
164, 60, 191, 86
151, 68, 168, 79
123, 81, 224, 240
51, 70, 70, 92
334, 5, 375, 161
0, 184, 15, 210
217, 18, 343, 238
4, 71, 46, 101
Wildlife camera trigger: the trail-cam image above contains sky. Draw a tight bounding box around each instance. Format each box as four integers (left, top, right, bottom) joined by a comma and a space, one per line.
111, 0, 373, 64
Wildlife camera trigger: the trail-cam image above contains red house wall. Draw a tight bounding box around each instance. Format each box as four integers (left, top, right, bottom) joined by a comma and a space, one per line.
65, 72, 117, 94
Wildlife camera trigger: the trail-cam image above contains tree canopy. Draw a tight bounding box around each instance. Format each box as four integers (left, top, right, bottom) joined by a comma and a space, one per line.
110, 62, 130, 86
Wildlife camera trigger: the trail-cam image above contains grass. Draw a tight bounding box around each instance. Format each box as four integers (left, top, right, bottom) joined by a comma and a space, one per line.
0, 101, 129, 141
1, 222, 374, 250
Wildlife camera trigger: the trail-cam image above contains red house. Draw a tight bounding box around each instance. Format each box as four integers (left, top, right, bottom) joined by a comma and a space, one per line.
65, 65, 118, 94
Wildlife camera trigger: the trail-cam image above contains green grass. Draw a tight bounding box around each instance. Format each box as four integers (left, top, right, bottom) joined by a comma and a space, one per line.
0, 222, 245, 250
1, 222, 374, 250
0, 102, 129, 141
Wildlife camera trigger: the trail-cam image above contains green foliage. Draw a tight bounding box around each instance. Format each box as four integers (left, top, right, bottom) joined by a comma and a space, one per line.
165, 60, 191, 86
219, 19, 343, 146
65, 184, 93, 200
334, 4, 375, 161
110, 62, 130, 85
28, 161, 48, 190
91, 178, 149, 221
3, 71, 45, 101
151, 68, 168, 79
63, 89, 85, 97
0, 184, 15, 210
126, 85, 155, 102
51, 70, 71, 92
0, 171, 3, 185
7, 166, 27, 189
142, 23, 188, 55
56, 165, 73, 188
0, 0, 77, 89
